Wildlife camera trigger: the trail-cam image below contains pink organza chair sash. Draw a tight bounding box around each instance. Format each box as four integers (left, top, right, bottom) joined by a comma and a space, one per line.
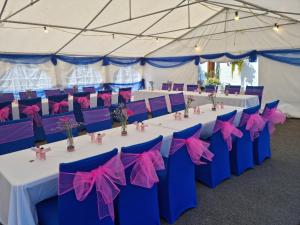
58, 155, 126, 221
49, 100, 69, 114
99, 93, 112, 107
213, 118, 243, 151
240, 112, 265, 141
0, 106, 10, 122
263, 108, 286, 134
119, 91, 131, 102
121, 142, 165, 189
74, 96, 90, 109
170, 130, 214, 165
20, 104, 42, 126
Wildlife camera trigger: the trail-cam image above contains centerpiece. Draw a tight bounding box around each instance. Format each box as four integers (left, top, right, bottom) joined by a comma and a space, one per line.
56, 116, 79, 152
149, 81, 154, 91
208, 92, 217, 111
113, 104, 133, 136
184, 95, 194, 118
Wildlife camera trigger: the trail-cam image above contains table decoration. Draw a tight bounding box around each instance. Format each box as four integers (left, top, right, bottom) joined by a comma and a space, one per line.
114, 104, 133, 136
56, 116, 79, 152
174, 112, 182, 120
184, 95, 194, 118
208, 92, 217, 111
149, 81, 154, 91
31, 146, 51, 160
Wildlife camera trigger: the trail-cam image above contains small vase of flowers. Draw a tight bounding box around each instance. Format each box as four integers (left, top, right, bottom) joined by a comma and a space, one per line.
208, 93, 217, 111
113, 104, 134, 136
56, 116, 79, 152
149, 81, 154, 91
184, 96, 194, 118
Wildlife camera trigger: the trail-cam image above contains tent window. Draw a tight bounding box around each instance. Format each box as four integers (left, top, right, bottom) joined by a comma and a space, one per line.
112, 66, 142, 84
0, 64, 52, 92
66, 65, 102, 86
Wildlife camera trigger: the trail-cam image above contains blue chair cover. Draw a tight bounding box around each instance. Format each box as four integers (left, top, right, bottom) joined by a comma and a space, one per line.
245, 86, 264, 106
118, 87, 132, 104
158, 124, 201, 223
161, 83, 170, 90
205, 85, 217, 93
42, 112, 78, 143
0, 92, 14, 103
73, 92, 90, 123
186, 85, 198, 92
253, 100, 279, 165
45, 89, 61, 97
195, 110, 237, 188
0, 118, 34, 155
18, 97, 45, 141
48, 94, 69, 115
19, 91, 37, 99
172, 83, 184, 91
83, 107, 112, 133
148, 96, 168, 118
36, 149, 118, 225
83, 86, 96, 94
225, 85, 241, 94
97, 90, 112, 108
118, 136, 163, 225
126, 100, 148, 123
169, 92, 185, 112
230, 105, 260, 175
0, 101, 13, 121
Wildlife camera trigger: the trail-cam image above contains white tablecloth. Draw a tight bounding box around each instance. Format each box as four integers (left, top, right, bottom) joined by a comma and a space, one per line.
0, 104, 243, 225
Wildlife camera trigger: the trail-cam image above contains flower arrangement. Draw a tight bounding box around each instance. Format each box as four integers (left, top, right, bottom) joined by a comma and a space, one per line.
206, 77, 220, 86
184, 95, 194, 118
113, 104, 134, 136
231, 60, 244, 75
208, 92, 217, 111
56, 116, 79, 152
149, 81, 154, 91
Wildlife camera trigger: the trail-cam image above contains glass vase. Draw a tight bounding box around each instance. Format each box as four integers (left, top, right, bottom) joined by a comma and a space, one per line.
66, 131, 75, 152
121, 122, 127, 136
184, 108, 189, 118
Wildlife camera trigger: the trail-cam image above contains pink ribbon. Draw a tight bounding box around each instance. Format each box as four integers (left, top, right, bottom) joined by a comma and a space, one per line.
58, 155, 126, 221
0, 106, 10, 122
121, 142, 165, 188
213, 119, 243, 151
119, 91, 131, 102
51, 100, 69, 114
170, 133, 214, 165
263, 108, 286, 134
240, 113, 266, 141
99, 93, 112, 107
21, 104, 42, 126
75, 97, 90, 109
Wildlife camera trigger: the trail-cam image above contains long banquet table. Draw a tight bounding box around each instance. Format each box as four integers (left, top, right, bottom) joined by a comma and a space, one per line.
0, 104, 243, 225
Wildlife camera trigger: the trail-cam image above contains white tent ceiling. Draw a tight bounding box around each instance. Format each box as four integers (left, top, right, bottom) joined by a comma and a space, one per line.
0, 0, 299, 57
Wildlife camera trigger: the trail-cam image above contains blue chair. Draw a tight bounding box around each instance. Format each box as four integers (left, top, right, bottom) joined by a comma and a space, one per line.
0, 101, 13, 121
48, 94, 69, 115
0, 118, 34, 155
83, 107, 112, 133
169, 92, 185, 112
158, 124, 201, 223
126, 100, 148, 123
42, 112, 78, 143
187, 85, 198, 92
0, 92, 14, 103
205, 85, 217, 93
245, 86, 264, 106
161, 83, 170, 90
19, 97, 45, 141
195, 110, 237, 188
225, 85, 241, 94
73, 92, 90, 123
97, 90, 112, 108
148, 96, 168, 118
118, 87, 132, 104
19, 91, 37, 99
172, 83, 184, 91
230, 105, 260, 175
45, 89, 61, 97
83, 86, 96, 94
253, 100, 279, 165
36, 149, 118, 225
118, 136, 163, 225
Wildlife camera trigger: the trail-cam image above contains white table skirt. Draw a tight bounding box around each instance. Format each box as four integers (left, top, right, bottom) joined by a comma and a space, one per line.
0, 104, 243, 225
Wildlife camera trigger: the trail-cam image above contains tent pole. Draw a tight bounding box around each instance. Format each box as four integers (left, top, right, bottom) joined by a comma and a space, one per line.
1, 0, 40, 21
0, 0, 8, 20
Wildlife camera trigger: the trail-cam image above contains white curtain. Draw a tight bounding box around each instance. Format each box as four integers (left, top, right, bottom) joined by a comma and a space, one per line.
106, 64, 143, 83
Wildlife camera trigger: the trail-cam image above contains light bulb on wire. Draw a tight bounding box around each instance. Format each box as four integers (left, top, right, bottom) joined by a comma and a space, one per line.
194, 45, 201, 53
155, 37, 159, 43
273, 23, 279, 32
234, 11, 239, 21
43, 26, 49, 33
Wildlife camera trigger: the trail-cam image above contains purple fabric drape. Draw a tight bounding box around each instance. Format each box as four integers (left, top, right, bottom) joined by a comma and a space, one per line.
0, 120, 33, 144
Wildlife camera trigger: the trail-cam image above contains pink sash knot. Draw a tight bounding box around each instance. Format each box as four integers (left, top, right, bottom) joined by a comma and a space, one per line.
22, 104, 42, 126
263, 108, 286, 134
51, 100, 69, 114
75, 97, 90, 109
0, 106, 10, 122
119, 91, 131, 102
100, 93, 112, 107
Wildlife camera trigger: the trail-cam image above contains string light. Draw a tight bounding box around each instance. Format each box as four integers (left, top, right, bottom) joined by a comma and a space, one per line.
234, 11, 239, 21
112, 33, 115, 39
155, 37, 159, 42
273, 23, 279, 32
194, 45, 201, 53
43, 26, 48, 33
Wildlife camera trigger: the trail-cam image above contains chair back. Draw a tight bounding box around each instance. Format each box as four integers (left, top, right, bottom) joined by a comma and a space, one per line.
172, 83, 184, 91
126, 100, 148, 123
205, 85, 217, 93
83, 86, 96, 94
97, 90, 112, 107
83, 107, 112, 133
48, 94, 69, 115
118, 87, 132, 104
187, 85, 198, 92
148, 96, 168, 118
73, 92, 90, 122
42, 112, 78, 143
225, 85, 241, 94
19, 91, 37, 99
0, 118, 34, 155
64, 88, 77, 96
45, 89, 61, 97
161, 83, 170, 90
58, 149, 118, 225
262, 100, 279, 115
169, 92, 185, 112
0, 93, 14, 103
0, 101, 13, 122
245, 86, 264, 105
18, 97, 43, 119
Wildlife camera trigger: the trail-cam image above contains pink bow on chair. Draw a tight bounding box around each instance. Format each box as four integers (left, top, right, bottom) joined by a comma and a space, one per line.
59, 155, 126, 221
121, 142, 165, 188
170, 132, 214, 165
119, 91, 131, 102
0, 106, 10, 122
241, 113, 266, 141
75, 97, 90, 109
214, 120, 243, 151
263, 108, 286, 134
51, 100, 69, 114
22, 104, 42, 126
100, 93, 112, 107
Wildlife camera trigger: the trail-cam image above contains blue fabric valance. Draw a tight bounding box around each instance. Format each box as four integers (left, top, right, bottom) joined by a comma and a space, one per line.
103, 57, 142, 66
200, 50, 257, 62
144, 56, 199, 68
0, 54, 54, 64
55, 55, 103, 65
258, 49, 300, 66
